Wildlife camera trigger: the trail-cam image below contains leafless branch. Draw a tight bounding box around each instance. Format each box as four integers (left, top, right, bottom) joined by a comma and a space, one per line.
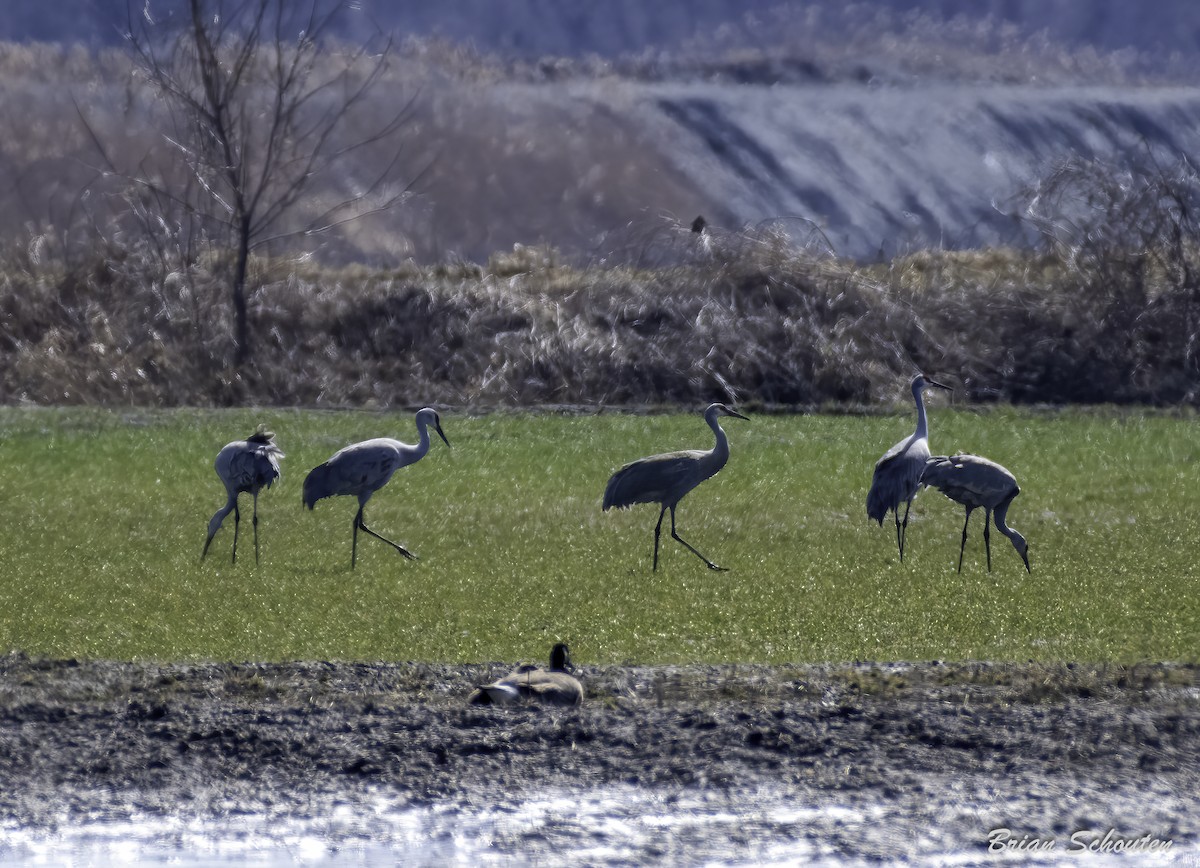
116, 0, 414, 362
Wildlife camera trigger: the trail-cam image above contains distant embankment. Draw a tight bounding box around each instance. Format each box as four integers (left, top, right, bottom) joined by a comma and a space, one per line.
412, 82, 1200, 264
609, 83, 1200, 260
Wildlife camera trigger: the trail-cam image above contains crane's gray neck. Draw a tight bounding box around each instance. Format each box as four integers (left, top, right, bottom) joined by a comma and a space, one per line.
209, 495, 236, 535
912, 384, 930, 441
992, 498, 1024, 548
704, 407, 731, 471
413, 416, 432, 457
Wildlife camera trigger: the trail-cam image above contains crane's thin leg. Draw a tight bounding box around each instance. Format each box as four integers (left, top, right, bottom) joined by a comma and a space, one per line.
252, 490, 261, 566
958, 507, 973, 573
653, 506, 667, 571
230, 501, 240, 565
670, 506, 727, 572
356, 507, 418, 563
983, 509, 993, 572
352, 510, 359, 570
894, 509, 904, 561
898, 499, 914, 562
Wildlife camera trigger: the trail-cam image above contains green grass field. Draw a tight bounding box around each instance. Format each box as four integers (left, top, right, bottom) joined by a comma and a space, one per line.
0, 405, 1195, 664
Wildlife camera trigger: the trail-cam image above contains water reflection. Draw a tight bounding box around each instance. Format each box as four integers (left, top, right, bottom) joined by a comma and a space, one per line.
0, 785, 1191, 866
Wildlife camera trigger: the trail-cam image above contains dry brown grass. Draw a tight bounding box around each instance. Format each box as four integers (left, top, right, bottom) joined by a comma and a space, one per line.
0, 36, 1198, 409
3, 200, 1199, 408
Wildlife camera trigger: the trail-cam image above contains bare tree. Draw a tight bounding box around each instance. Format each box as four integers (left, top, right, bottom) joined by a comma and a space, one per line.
118, 0, 414, 363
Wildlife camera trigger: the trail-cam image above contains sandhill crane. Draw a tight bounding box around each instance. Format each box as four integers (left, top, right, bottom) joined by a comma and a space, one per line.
922, 454, 1031, 573
202, 428, 284, 565
866, 374, 951, 561
467, 643, 584, 707
603, 402, 748, 572
302, 407, 449, 569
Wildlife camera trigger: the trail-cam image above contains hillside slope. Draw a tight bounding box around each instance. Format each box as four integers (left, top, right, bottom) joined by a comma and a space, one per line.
411, 82, 1200, 262
634, 83, 1200, 259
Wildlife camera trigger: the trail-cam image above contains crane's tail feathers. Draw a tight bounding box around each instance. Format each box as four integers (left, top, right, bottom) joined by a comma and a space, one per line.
602, 464, 643, 511
302, 463, 334, 510
256, 445, 283, 489
865, 492, 888, 526
602, 473, 621, 511
865, 471, 894, 525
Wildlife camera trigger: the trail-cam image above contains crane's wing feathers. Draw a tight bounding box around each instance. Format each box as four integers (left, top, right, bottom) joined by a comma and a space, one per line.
302, 442, 406, 509
226, 442, 283, 490
873, 440, 906, 472
603, 450, 704, 510
921, 454, 1019, 505
866, 437, 929, 524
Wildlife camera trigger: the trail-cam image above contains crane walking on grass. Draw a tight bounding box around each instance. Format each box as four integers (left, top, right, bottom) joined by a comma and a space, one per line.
867, 374, 951, 561
603, 402, 748, 572
921, 454, 1031, 573
302, 408, 450, 569
202, 428, 284, 565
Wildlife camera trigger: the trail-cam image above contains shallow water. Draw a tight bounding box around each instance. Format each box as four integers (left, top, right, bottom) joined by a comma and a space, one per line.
1, 785, 1192, 867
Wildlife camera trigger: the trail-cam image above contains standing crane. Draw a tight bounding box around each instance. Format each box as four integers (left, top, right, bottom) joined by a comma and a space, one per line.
921, 454, 1031, 573
302, 408, 450, 569
202, 428, 284, 565
603, 402, 748, 572
866, 374, 951, 561
467, 643, 584, 707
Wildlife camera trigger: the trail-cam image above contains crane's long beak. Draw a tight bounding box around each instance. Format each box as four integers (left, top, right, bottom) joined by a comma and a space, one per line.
727, 408, 750, 421
436, 423, 451, 448
927, 378, 952, 392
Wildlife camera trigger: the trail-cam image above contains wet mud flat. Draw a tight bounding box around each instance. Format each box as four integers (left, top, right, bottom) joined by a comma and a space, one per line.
0, 654, 1197, 862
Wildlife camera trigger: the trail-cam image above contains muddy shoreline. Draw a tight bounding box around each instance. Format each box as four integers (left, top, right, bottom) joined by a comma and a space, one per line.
0, 655, 1197, 861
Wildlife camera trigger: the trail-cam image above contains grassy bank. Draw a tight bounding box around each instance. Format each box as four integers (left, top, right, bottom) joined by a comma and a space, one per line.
0, 406, 1194, 663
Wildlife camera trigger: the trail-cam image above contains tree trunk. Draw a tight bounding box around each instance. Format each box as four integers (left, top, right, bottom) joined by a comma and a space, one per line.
233, 216, 251, 365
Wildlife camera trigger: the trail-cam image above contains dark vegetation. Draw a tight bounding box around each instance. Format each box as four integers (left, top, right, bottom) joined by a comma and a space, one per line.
1, 3, 1199, 408
5, 176, 1200, 409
